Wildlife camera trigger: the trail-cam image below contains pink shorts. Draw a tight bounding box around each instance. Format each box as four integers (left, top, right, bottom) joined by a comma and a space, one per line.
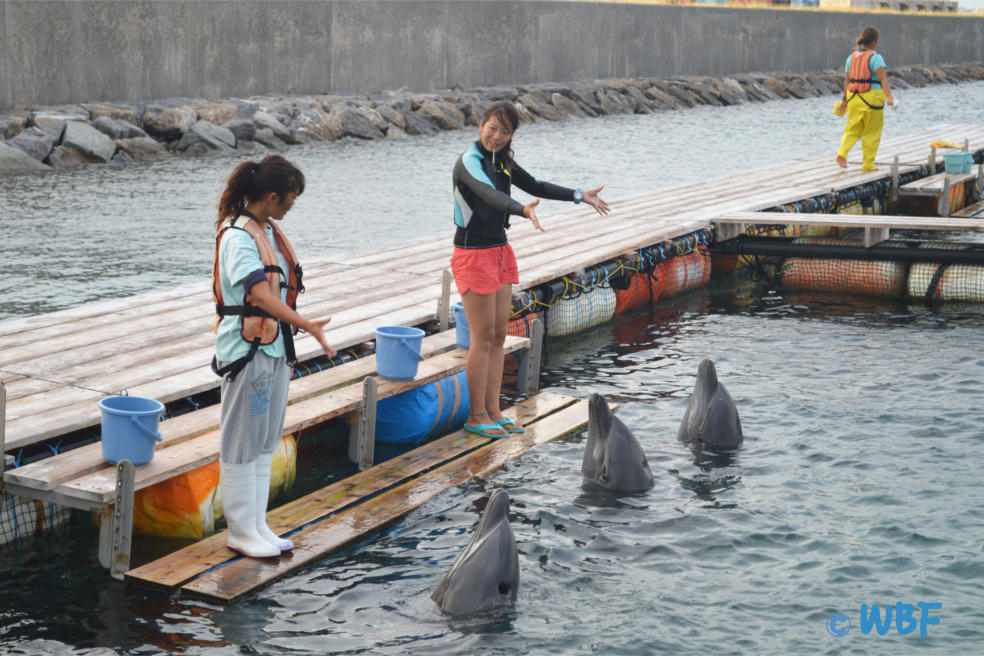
450, 244, 519, 296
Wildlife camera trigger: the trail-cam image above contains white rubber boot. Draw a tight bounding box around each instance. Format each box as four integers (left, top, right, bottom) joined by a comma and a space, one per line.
255, 451, 294, 552
220, 461, 280, 558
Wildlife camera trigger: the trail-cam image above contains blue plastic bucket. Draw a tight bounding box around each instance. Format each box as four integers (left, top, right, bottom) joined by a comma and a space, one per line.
453, 301, 469, 349
375, 326, 426, 380
943, 151, 972, 174
98, 395, 164, 466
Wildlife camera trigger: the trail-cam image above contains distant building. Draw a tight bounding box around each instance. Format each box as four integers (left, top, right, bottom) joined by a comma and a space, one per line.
819, 0, 958, 11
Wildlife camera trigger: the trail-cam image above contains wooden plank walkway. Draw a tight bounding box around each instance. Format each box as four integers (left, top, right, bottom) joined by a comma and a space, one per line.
125, 391, 588, 601
1, 123, 982, 458
5, 330, 528, 510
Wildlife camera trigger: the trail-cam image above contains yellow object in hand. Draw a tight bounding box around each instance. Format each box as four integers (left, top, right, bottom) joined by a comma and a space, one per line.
832, 101, 846, 117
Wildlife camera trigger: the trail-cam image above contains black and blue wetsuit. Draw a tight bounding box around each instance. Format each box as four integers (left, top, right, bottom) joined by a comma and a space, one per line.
453, 140, 578, 249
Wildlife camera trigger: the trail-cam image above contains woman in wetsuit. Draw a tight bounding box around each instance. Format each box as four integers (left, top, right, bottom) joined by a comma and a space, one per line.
451, 100, 609, 438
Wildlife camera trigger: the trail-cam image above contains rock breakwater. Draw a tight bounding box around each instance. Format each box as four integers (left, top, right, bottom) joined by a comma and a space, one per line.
1, 63, 982, 177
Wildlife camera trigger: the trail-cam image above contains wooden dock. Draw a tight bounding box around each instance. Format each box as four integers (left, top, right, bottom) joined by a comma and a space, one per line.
127, 391, 589, 602
1, 122, 983, 593
1, 123, 981, 457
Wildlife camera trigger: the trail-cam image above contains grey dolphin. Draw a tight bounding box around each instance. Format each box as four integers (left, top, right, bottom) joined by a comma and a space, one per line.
678, 359, 743, 449
431, 488, 519, 615
582, 393, 654, 492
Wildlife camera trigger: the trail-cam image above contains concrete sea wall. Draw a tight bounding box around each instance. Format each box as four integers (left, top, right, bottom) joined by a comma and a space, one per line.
2, 0, 984, 109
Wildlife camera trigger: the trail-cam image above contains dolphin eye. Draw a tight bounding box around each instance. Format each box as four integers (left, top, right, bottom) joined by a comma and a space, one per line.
601, 465, 608, 480
498, 582, 511, 595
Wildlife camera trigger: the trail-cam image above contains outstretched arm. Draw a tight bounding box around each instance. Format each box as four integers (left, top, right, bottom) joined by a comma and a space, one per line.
246, 282, 337, 358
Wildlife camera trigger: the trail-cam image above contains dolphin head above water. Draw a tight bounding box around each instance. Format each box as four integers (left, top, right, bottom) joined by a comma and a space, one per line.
431, 488, 519, 615
582, 393, 655, 493
678, 358, 743, 450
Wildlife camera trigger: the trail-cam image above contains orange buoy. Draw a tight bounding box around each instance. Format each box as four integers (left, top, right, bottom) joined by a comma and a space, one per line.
780, 237, 907, 298
614, 271, 665, 314
659, 246, 711, 299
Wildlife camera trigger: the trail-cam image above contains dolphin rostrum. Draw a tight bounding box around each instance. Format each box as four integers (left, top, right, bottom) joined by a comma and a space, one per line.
431, 488, 519, 615
582, 393, 654, 492
678, 358, 743, 449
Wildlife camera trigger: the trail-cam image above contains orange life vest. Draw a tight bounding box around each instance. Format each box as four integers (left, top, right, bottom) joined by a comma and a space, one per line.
211, 212, 304, 379
846, 50, 876, 93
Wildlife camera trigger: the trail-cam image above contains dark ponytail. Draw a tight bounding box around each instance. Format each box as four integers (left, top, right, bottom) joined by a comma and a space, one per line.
857, 27, 878, 48
481, 100, 521, 171
216, 155, 306, 228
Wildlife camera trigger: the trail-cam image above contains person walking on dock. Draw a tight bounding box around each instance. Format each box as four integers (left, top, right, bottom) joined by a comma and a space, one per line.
451, 100, 610, 438
212, 155, 337, 558
836, 26, 895, 172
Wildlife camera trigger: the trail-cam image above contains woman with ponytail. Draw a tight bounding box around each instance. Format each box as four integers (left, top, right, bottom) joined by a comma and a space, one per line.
212, 155, 336, 558
836, 26, 895, 172
451, 100, 609, 438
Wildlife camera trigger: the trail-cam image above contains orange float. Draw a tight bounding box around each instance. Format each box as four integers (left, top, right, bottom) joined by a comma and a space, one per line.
133, 432, 297, 538
614, 271, 665, 314
780, 237, 907, 298
658, 246, 712, 299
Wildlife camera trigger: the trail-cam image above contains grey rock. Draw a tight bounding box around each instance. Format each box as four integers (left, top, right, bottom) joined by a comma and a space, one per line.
356, 106, 389, 132
115, 136, 171, 161
62, 121, 117, 162
642, 85, 681, 110
374, 103, 406, 128
334, 107, 383, 139
224, 119, 257, 143
471, 86, 520, 101
253, 127, 286, 150
47, 144, 90, 169
622, 86, 653, 113
9, 127, 58, 162
596, 89, 632, 115
31, 115, 71, 136
550, 93, 585, 117
143, 105, 197, 139
192, 102, 239, 125
384, 124, 408, 139
1, 113, 29, 140
234, 100, 260, 119
417, 100, 466, 130
570, 85, 603, 113
403, 112, 441, 136
0, 141, 51, 175
180, 141, 212, 157
91, 116, 147, 140
252, 110, 292, 141
514, 102, 537, 124
517, 93, 566, 121
82, 103, 139, 124
236, 140, 262, 154
286, 128, 319, 145
660, 82, 701, 108
31, 105, 89, 123
456, 100, 489, 126
289, 107, 339, 141
192, 121, 236, 148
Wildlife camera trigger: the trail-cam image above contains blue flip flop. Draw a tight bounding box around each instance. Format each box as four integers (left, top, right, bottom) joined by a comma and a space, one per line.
464, 422, 510, 439
494, 417, 526, 433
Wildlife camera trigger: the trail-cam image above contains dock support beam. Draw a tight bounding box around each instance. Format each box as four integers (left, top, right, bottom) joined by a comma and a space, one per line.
713, 222, 744, 242
98, 460, 135, 580
890, 155, 900, 204
864, 227, 890, 248
928, 146, 937, 174
938, 176, 950, 217
348, 376, 378, 471
515, 318, 544, 395
437, 269, 451, 332
1, 383, 7, 490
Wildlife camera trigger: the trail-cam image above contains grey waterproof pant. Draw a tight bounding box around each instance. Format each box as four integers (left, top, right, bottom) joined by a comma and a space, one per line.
218, 352, 290, 464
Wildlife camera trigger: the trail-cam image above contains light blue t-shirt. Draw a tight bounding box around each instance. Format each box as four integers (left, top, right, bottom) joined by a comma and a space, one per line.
215, 225, 289, 362
845, 51, 886, 89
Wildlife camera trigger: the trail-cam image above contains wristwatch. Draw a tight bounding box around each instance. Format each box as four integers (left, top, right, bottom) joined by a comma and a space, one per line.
573, 188, 584, 204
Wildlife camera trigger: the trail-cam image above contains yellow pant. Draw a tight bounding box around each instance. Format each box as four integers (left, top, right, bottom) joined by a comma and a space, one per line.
837, 88, 887, 172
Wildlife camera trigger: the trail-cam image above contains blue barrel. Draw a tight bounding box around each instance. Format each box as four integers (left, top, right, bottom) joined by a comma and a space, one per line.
98, 396, 164, 466
375, 371, 471, 446
375, 325, 425, 380
453, 301, 469, 349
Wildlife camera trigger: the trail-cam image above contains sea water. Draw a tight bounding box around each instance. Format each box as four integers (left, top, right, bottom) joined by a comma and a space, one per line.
0, 81, 983, 655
